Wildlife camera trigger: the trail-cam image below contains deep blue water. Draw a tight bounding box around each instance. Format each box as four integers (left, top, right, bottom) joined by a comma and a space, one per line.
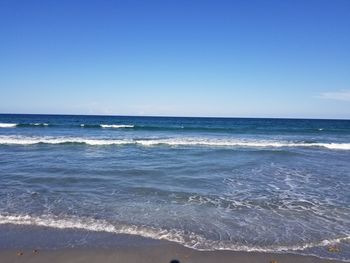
0, 114, 349, 260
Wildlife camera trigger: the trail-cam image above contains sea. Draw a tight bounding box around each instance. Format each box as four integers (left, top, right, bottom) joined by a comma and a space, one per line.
0, 114, 349, 261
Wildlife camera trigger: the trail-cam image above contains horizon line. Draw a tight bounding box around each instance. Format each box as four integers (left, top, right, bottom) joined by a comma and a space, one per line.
0, 112, 349, 121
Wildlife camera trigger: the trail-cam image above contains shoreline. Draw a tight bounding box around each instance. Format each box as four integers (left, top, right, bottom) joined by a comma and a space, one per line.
0, 244, 346, 263
0, 224, 348, 263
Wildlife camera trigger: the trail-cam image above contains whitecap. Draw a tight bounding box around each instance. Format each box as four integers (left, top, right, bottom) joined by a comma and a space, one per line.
0, 136, 349, 150
100, 124, 134, 128
31, 123, 49, 126
0, 123, 17, 128
0, 136, 132, 146
135, 138, 350, 150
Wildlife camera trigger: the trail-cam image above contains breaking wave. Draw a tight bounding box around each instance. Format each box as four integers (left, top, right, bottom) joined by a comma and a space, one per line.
29, 123, 49, 126
1, 123, 51, 128
0, 123, 135, 129
0, 136, 349, 150
0, 213, 349, 253
2, 122, 350, 134
100, 124, 135, 128
0, 123, 17, 128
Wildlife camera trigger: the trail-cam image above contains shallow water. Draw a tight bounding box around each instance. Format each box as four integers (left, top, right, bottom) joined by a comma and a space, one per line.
0, 114, 349, 260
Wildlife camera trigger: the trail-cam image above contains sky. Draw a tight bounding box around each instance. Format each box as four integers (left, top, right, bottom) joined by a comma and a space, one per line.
0, 0, 349, 119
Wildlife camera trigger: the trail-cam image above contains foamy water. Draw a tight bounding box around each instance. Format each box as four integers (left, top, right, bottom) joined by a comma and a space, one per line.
0, 123, 17, 128
0, 135, 349, 150
1, 213, 349, 254
100, 124, 134, 128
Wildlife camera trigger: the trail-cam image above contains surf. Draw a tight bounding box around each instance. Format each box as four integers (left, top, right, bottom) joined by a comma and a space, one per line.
1, 213, 349, 254
0, 123, 17, 128
0, 135, 349, 150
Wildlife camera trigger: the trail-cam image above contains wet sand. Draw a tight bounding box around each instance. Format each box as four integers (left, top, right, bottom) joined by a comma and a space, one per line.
0, 224, 346, 263
0, 243, 345, 263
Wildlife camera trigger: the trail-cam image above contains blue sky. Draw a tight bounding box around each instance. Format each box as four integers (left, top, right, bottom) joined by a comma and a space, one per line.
0, 0, 349, 118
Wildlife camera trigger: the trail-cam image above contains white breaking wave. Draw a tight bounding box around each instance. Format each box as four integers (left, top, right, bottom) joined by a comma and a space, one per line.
0, 123, 17, 128
0, 136, 133, 146
100, 124, 134, 128
31, 123, 49, 126
137, 139, 350, 150
0, 214, 349, 253
0, 136, 349, 150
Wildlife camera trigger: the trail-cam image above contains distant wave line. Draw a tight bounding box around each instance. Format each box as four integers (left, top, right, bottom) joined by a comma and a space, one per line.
2, 122, 348, 133
0, 123, 135, 129
0, 123, 50, 128
0, 136, 349, 150
100, 124, 134, 128
30, 123, 49, 126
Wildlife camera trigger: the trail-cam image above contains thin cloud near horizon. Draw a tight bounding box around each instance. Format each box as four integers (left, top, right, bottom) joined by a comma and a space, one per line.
319, 90, 350, 102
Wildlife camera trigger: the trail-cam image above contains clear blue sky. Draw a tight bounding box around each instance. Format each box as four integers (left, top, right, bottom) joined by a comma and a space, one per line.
0, 0, 349, 118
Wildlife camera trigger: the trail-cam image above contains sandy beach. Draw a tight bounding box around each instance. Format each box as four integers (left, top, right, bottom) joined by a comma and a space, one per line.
0, 244, 345, 263
0, 223, 346, 263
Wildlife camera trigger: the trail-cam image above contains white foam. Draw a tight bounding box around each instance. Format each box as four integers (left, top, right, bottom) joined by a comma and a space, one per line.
0, 214, 349, 253
100, 124, 134, 128
135, 138, 350, 150
31, 123, 49, 126
0, 136, 132, 145
0, 123, 17, 128
0, 136, 349, 150
0, 214, 191, 247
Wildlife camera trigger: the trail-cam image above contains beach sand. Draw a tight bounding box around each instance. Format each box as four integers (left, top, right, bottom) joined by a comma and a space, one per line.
0, 224, 346, 263
0, 244, 345, 263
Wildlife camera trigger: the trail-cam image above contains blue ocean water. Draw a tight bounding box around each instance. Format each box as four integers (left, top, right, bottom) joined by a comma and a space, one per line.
0, 114, 349, 260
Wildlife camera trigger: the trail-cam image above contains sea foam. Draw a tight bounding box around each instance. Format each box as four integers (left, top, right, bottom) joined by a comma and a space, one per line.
0, 136, 349, 150
0, 213, 349, 253
30, 123, 49, 126
0, 123, 17, 128
100, 124, 134, 128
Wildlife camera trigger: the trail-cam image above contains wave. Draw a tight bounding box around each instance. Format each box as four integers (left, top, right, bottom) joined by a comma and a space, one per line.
1, 123, 134, 129
79, 124, 134, 128
0, 123, 50, 128
18, 123, 50, 127
0, 136, 132, 146
0, 136, 349, 150
2, 122, 349, 134
30, 123, 49, 126
0, 213, 349, 254
0, 123, 17, 128
100, 124, 134, 129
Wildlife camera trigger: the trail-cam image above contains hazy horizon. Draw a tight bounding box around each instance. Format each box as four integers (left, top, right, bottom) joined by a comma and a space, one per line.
1, 112, 350, 121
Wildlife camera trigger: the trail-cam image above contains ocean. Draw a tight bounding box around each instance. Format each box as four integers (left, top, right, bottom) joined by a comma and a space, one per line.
0, 114, 349, 261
